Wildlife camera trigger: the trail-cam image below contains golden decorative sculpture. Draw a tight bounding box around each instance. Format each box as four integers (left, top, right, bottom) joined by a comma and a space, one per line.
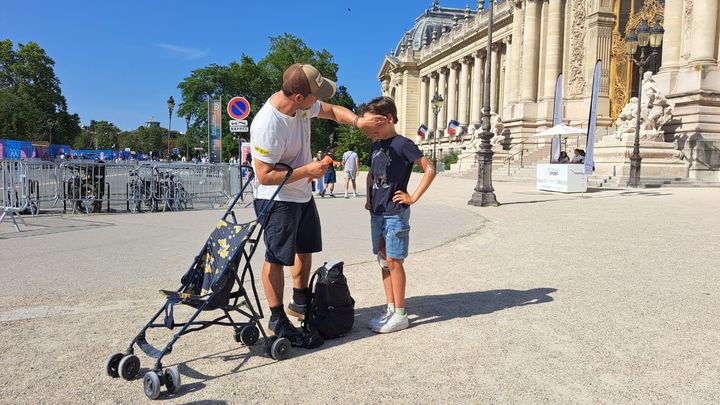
609, 0, 665, 123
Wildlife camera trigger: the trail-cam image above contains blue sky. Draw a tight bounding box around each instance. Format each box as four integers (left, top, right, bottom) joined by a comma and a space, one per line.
2, 0, 477, 131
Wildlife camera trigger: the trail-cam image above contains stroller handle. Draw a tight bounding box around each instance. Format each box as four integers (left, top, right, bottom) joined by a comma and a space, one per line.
273, 162, 293, 180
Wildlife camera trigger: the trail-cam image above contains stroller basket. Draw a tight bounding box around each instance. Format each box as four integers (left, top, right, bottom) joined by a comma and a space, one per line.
104, 163, 298, 400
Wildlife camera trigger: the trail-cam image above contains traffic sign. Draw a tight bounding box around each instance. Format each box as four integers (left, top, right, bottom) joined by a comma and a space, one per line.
230, 126, 249, 133
230, 119, 248, 126
227, 97, 251, 120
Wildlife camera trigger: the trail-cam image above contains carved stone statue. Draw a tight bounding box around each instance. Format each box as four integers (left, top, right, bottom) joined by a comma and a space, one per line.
467, 114, 504, 151
491, 114, 505, 145
615, 97, 639, 139
614, 72, 674, 142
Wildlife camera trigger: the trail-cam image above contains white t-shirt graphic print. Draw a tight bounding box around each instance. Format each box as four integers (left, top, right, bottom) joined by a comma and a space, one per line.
250, 99, 321, 202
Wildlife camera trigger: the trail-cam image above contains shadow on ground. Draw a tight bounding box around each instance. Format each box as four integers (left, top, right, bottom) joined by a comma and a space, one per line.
155, 288, 556, 399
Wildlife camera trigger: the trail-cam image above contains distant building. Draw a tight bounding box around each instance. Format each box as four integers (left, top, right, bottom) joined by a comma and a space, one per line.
144, 116, 161, 128
379, 0, 720, 182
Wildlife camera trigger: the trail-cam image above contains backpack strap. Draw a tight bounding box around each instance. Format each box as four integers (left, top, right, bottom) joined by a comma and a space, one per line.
307, 269, 320, 305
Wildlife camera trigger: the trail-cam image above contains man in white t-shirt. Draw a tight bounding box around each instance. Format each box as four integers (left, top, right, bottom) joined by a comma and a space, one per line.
342, 144, 359, 198
250, 63, 384, 342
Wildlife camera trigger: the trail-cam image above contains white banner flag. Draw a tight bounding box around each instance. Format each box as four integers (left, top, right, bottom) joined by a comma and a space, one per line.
551, 73, 563, 162
585, 60, 601, 175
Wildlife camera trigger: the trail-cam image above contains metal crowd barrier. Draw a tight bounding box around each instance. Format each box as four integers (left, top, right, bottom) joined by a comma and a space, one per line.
25, 161, 60, 210
0, 159, 250, 218
0, 160, 29, 232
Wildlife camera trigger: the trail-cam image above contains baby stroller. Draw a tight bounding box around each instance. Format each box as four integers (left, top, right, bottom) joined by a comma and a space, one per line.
104, 163, 293, 399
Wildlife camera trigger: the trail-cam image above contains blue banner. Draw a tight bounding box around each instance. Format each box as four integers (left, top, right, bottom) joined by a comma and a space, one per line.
2, 139, 34, 160
209, 99, 222, 163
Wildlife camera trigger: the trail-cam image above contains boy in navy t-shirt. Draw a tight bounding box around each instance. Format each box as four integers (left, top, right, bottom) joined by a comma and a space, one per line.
361, 96, 436, 333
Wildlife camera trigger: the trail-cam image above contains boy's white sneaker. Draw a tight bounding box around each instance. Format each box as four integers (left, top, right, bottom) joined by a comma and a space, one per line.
367, 307, 394, 329
372, 313, 409, 333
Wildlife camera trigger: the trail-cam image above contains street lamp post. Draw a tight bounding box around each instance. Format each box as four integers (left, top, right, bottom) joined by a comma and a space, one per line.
626, 19, 664, 188
185, 113, 191, 160
430, 93, 444, 169
469, 0, 499, 207
167, 96, 175, 160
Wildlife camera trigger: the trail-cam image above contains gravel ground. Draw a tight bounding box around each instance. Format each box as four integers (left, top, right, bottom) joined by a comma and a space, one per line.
1, 173, 718, 404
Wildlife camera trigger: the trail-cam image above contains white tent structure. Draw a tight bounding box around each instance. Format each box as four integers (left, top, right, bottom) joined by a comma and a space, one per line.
534, 124, 586, 138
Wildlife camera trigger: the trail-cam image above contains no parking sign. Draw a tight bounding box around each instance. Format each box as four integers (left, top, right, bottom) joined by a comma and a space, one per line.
227, 97, 251, 120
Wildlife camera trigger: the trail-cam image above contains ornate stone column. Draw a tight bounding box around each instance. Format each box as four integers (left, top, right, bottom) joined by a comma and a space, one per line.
471, 50, 486, 125
542, 0, 563, 100
510, 1, 524, 103
520, 0, 541, 102
661, 0, 683, 69
690, 0, 719, 64
447, 62, 459, 123
502, 36, 513, 111
459, 57, 472, 126
428, 72, 438, 130
490, 43, 501, 113
438, 67, 448, 130
381, 80, 390, 97
419, 76, 429, 127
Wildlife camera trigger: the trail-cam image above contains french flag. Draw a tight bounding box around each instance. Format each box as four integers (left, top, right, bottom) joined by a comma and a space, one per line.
417, 124, 428, 139
447, 119, 460, 136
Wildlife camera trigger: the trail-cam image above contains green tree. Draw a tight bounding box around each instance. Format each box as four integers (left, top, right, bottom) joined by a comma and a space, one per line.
335, 125, 373, 170
176, 34, 356, 162
135, 125, 165, 154
0, 40, 81, 144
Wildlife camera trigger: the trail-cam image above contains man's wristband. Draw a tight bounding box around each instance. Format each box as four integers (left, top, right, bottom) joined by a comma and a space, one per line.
353, 116, 359, 128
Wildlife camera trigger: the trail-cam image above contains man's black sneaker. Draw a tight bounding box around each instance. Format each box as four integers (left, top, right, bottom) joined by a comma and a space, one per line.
287, 298, 306, 320
299, 323, 324, 349
268, 317, 304, 346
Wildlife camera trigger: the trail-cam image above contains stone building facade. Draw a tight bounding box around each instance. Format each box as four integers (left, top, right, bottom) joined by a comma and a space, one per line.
378, 0, 720, 181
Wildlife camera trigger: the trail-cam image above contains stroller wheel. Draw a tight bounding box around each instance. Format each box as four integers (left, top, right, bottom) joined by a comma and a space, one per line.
236, 325, 259, 346
270, 337, 291, 361
143, 371, 161, 400
104, 352, 124, 378
118, 354, 140, 380
164, 366, 182, 394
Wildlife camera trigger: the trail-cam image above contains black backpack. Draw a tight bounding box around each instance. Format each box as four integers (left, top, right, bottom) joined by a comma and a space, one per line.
306, 260, 355, 339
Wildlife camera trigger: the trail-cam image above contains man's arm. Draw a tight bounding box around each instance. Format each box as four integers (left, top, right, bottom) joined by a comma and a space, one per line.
254, 159, 328, 186
317, 102, 385, 132
391, 156, 436, 205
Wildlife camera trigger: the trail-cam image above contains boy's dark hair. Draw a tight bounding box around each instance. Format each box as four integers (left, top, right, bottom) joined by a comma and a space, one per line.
359, 96, 398, 124
348, 144, 355, 151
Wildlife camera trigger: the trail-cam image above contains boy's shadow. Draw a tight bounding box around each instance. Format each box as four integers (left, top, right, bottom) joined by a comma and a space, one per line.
404, 287, 557, 327
321, 287, 557, 348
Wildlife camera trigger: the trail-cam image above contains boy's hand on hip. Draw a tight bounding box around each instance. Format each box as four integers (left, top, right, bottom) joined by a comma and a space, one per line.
392, 191, 415, 205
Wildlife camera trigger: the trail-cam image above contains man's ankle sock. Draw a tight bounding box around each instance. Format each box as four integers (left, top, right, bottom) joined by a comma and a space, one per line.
292, 288, 309, 306
270, 305, 285, 321
388, 303, 396, 313
394, 307, 406, 316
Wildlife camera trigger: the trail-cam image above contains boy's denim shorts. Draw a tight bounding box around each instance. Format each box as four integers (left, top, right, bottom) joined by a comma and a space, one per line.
370, 208, 411, 260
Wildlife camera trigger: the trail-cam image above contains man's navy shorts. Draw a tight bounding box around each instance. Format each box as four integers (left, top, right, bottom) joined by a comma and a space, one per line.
253, 198, 322, 266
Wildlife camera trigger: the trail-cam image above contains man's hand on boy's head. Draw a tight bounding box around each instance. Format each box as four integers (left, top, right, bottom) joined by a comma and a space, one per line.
392, 190, 416, 205
357, 114, 386, 134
